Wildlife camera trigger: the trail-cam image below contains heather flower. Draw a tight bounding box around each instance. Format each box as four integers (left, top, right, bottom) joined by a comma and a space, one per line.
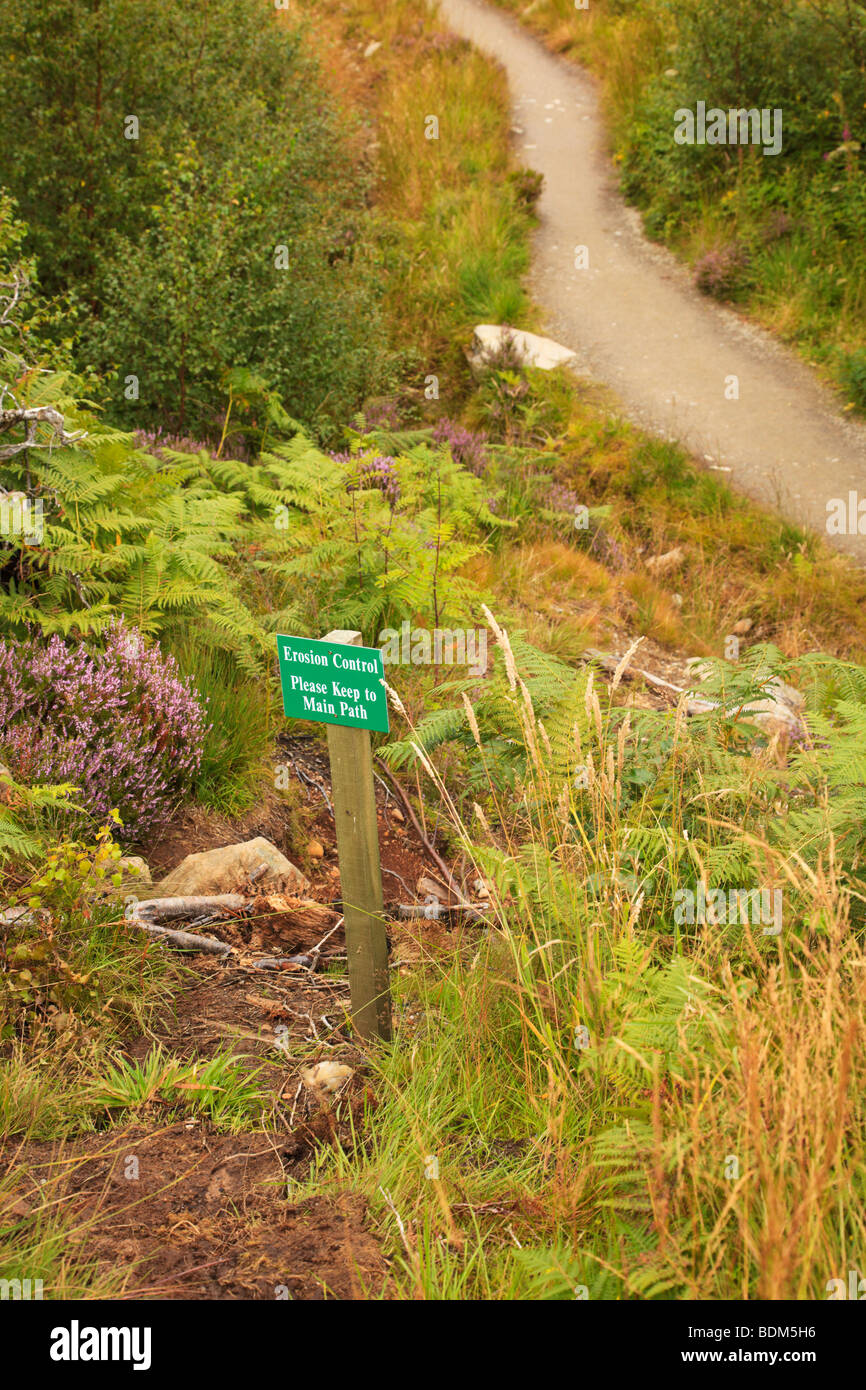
360, 398, 400, 432
0, 620, 207, 841
694, 244, 749, 299
432, 418, 488, 476
135, 428, 212, 458
333, 450, 401, 506
547, 483, 582, 515
134, 428, 250, 463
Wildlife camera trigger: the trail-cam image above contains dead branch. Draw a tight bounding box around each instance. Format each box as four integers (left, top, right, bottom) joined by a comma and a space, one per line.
397, 902, 492, 924
125, 894, 247, 955
0, 404, 86, 459
139, 923, 232, 955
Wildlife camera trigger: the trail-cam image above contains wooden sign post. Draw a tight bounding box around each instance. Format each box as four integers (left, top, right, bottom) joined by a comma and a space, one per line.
277, 628, 392, 1043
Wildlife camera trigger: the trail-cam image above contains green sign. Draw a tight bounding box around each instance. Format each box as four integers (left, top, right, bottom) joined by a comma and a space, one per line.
277, 634, 390, 734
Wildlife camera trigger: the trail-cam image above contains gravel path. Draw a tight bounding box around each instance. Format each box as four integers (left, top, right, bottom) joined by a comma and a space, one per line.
439, 0, 866, 563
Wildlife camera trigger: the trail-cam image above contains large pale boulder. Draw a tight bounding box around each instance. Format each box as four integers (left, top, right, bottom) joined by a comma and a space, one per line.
685, 661, 805, 738
153, 837, 309, 898
468, 324, 577, 374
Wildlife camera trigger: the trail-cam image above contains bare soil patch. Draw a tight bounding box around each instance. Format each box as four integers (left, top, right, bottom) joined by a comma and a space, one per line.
7, 1123, 386, 1299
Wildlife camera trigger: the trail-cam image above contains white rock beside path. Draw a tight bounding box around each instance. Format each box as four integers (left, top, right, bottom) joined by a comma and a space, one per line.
468, 324, 577, 373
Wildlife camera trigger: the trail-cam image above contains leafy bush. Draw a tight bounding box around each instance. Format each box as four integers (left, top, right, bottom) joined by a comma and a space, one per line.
693, 243, 750, 300
0, 0, 390, 443
839, 348, 866, 409
0, 825, 170, 1046
0, 621, 206, 840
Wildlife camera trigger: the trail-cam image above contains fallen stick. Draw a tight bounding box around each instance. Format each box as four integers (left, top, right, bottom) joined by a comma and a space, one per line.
134, 894, 248, 918
126, 895, 246, 956
139, 922, 232, 956
250, 955, 315, 971
397, 902, 492, 924
0, 901, 235, 954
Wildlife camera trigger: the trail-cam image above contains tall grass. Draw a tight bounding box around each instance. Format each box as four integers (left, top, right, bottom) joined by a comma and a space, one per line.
309, 623, 866, 1299
316, 0, 536, 377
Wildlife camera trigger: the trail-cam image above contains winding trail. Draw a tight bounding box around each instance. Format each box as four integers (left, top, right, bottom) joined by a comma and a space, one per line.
439, 0, 866, 564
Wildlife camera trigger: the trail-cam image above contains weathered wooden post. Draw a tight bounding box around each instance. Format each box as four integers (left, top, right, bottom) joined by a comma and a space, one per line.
276, 628, 392, 1042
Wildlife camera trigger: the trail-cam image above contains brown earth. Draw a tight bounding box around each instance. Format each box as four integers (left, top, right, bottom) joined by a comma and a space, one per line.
2, 731, 489, 1299
143, 734, 442, 909
6, 1123, 386, 1300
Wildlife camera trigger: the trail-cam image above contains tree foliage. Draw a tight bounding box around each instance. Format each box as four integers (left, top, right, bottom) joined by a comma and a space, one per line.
0, 0, 392, 442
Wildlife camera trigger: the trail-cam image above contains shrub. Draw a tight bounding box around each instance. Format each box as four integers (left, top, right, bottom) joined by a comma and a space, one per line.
0, 620, 206, 840
432, 418, 489, 476
0, 0, 390, 444
693, 244, 750, 300
507, 167, 544, 210
839, 348, 866, 410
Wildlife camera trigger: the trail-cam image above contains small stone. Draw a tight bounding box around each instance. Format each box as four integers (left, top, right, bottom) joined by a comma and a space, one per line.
417, 875, 448, 901
300, 1061, 354, 1095
646, 546, 685, 576
390, 807, 405, 823
307, 840, 325, 859
118, 856, 152, 885
89, 854, 152, 901
363, 40, 381, 58
731, 618, 753, 635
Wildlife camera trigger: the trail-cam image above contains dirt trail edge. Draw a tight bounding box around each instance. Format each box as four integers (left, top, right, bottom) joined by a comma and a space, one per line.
439, 0, 866, 563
